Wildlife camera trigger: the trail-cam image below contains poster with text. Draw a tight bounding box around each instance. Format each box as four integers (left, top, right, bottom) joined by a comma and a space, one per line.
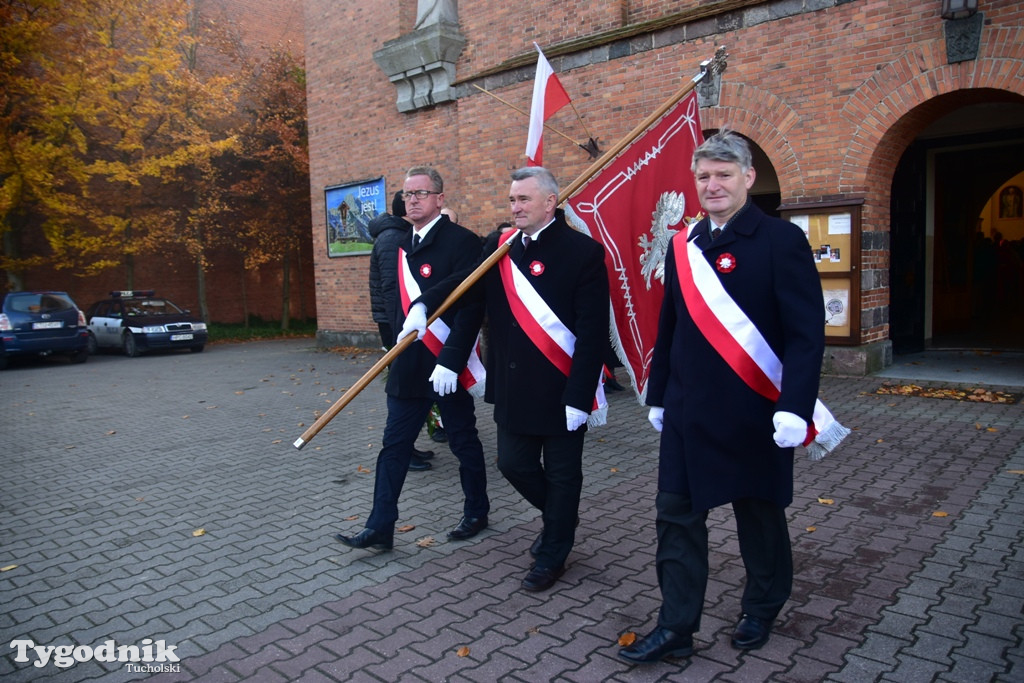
325, 177, 385, 257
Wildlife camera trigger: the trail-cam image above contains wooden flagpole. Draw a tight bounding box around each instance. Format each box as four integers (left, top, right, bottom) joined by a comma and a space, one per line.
292, 46, 727, 450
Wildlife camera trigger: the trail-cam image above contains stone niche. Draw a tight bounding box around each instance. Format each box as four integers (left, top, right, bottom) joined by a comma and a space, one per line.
373, 21, 466, 113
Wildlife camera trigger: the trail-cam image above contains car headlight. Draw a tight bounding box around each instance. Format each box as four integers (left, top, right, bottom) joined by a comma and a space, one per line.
142, 325, 166, 333
193, 322, 207, 331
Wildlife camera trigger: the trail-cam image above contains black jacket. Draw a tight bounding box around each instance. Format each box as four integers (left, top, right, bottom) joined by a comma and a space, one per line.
368, 213, 411, 343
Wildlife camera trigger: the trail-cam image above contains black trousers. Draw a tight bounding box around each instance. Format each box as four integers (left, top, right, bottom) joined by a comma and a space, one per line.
496, 426, 585, 569
655, 490, 792, 635
366, 391, 488, 532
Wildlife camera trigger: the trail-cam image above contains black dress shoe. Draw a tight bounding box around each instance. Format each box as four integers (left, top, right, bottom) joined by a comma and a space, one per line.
431, 427, 448, 443
521, 565, 565, 592
413, 447, 434, 460
619, 626, 693, 663
731, 614, 771, 650
335, 528, 393, 551
448, 516, 488, 540
408, 455, 432, 471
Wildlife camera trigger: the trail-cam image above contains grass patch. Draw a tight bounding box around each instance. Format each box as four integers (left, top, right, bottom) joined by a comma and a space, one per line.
208, 318, 317, 343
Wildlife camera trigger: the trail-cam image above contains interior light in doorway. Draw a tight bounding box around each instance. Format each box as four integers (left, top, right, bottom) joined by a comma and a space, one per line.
940, 0, 978, 20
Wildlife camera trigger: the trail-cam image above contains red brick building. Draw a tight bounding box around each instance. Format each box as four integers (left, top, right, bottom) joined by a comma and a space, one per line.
305, 0, 1024, 372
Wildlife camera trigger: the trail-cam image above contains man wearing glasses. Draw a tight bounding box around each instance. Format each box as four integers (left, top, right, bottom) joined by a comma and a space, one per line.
336, 166, 490, 551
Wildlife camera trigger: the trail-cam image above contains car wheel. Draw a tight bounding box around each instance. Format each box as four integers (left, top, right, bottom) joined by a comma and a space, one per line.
190, 345, 205, 353
87, 331, 98, 355
69, 349, 88, 364
123, 331, 140, 357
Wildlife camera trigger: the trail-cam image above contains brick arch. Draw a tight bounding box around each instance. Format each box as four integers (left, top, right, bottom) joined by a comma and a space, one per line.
840, 33, 1024, 210
702, 81, 804, 199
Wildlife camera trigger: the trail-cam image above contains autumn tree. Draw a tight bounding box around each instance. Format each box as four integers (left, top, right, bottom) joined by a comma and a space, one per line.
224, 47, 310, 330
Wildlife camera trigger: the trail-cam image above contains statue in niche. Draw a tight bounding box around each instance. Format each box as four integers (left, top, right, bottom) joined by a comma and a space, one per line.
414, 0, 458, 29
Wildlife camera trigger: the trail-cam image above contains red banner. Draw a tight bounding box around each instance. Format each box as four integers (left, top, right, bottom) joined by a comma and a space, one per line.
565, 91, 704, 402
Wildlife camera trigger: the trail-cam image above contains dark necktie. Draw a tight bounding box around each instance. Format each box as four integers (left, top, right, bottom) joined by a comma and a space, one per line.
412, 234, 421, 250
711, 227, 722, 240
513, 235, 531, 265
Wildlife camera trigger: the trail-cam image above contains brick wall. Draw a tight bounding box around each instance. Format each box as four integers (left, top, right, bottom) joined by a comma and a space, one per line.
305, 0, 1024, 350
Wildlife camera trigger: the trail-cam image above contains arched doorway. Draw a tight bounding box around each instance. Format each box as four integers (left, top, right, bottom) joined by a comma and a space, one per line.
890, 98, 1024, 353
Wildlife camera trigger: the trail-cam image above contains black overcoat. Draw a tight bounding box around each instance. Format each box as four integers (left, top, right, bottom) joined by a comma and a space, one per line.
418, 212, 610, 435
646, 202, 825, 511
386, 215, 484, 399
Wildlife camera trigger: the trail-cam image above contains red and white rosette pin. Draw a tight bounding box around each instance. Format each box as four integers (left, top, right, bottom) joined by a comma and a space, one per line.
528, 260, 545, 276
419, 264, 432, 278
715, 253, 736, 273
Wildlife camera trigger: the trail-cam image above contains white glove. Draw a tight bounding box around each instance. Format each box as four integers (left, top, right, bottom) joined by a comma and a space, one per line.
566, 406, 588, 431
773, 411, 808, 448
648, 406, 665, 432
397, 303, 427, 343
429, 365, 459, 396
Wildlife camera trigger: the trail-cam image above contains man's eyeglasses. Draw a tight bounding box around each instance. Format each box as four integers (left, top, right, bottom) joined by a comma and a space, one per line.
402, 190, 441, 200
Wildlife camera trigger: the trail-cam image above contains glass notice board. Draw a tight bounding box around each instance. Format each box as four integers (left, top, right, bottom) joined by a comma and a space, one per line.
781, 201, 862, 344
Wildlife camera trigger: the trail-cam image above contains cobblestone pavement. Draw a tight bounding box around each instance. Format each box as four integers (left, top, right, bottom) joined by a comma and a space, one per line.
1, 339, 1021, 682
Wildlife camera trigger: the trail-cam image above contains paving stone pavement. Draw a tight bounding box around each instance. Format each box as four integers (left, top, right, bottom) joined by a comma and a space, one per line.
1, 338, 1022, 682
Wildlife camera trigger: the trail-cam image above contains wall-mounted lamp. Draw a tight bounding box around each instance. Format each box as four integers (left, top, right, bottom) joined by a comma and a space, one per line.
941, 0, 978, 20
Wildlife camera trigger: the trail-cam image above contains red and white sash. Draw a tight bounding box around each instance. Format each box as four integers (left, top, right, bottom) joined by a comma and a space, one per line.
497, 231, 607, 427
399, 248, 486, 398
673, 227, 848, 460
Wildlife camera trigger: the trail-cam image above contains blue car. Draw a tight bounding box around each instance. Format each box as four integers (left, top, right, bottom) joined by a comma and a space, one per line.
0, 291, 90, 370
85, 291, 208, 357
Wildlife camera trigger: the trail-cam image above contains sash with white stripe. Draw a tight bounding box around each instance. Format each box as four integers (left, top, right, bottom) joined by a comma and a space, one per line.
673, 228, 848, 460
399, 248, 486, 398
497, 231, 607, 427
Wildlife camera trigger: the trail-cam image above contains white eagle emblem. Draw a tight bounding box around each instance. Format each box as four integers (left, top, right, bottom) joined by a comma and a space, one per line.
638, 191, 689, 289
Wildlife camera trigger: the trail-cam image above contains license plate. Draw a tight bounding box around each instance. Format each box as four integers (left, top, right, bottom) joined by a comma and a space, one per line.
32, 321, 63, 329
170, 333, 194, 341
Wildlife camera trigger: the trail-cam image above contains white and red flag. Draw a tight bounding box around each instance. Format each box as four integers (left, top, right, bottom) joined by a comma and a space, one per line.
565, 90, 705, 402
525, 44, 571, 166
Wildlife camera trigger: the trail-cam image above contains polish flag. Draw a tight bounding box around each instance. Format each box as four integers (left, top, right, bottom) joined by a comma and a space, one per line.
525, 44, 571, 166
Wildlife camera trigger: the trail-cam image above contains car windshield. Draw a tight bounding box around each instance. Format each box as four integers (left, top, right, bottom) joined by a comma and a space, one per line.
126, 299, 184, 316
7, 293, 75, 314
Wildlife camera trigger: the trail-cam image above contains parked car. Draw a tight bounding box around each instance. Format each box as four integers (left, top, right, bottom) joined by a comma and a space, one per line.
85, 291, 208, 357
0, 291, 90, 370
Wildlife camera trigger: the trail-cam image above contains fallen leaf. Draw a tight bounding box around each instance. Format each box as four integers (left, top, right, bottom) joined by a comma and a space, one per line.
1, 565, 17, 572
297, 422, 305, 427
135, 497, 145, 502
456, 646, 471, 657
192, 528, 206, 537
182, 415, 190, 419
806, 526, 817, 532
817, 497, 834, 505
975, 423, 983, 430
272, 439, 282, 444
344, 515, 359, 521
617, 632, 637, 647
416, 536, 436, 547
356, 465, 371, 473
1007, 470, 1024, 475
106, 430, 116, 435
932, 511, 949, 518
876, 439, 884, 443
397, 524, 416, 533
610, 467, 618, 473
235, 391, 245, 395
986, 427, 998, 432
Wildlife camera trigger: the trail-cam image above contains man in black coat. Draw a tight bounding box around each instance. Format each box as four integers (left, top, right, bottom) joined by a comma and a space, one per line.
367, 191, 435, 470
620, 130, 825, 663
401, 166, 610, 592
337, 166, 490, 551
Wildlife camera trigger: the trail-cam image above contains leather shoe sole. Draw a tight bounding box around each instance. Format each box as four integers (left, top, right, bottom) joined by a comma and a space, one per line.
335, 528, 393, 551
619, 626, 693, 663
448, 516, 488, 540
521, 565, 565, 592
413, 447, 434, 460
731, 614, 771, 650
